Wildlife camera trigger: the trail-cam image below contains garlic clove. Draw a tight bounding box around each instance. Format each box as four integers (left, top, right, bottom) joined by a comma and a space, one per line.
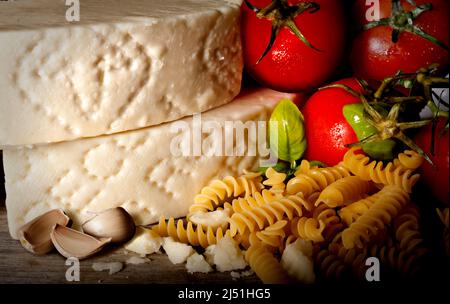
82, 207, 135, 244
18, 209, 70, 255
50, 224, 111, 260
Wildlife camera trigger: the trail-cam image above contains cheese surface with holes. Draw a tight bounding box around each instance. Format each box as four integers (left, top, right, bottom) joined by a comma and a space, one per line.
3, 89, 300, 239
0, 0, 242, 146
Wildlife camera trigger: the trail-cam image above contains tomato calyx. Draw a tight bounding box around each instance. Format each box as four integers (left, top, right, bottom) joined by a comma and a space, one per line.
319, 65, 449, 164
364, 0, 449, 50
244, 0, 321, 64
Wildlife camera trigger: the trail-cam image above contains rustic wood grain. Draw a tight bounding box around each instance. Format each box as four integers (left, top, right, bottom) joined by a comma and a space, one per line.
0, 204, 260, 284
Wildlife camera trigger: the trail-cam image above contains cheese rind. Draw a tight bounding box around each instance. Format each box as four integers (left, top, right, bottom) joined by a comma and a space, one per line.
0, 0, 242, 146
4, 89, 299, 239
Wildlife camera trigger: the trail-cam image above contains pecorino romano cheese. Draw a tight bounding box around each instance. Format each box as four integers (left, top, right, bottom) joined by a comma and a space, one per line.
3, 88, 301, 239
0, 0, 242, 146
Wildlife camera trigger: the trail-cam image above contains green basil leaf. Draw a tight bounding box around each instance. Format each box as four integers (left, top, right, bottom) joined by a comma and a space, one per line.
257, 161, 290, 175
269, 99, 307, 164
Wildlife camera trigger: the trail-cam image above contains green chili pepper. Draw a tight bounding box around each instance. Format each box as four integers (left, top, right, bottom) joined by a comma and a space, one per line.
343, 103, 396, 160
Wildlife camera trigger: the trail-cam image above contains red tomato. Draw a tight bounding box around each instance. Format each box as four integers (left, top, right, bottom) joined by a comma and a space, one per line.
302, 78, 365, 166
414, 118, 449, 206
241, 0, 346, 92
351, 0, 449, 81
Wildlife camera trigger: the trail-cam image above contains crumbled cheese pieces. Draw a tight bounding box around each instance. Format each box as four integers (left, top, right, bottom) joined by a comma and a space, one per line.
92, 262, 124, 275
163, 237, 195, 265
125, 256, 150, 265
186, 253, 213, 274
205, 236, 247, 272
281, 240, 315, 284
124, 227, 162, 256
189, 209, 231, 230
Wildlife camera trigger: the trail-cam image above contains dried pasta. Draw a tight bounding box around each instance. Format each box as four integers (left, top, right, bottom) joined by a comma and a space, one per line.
367, 238, 425, 276
339, 191, 383, 226
255, 220, 288, 250
393, 150, 424, 170
152, 216, 235, 248
342, 186, 409, 249
263, 167, 287, 194
314, 248, 348, 279
178, 145, 435, 283
290, 217, 326, 243
188, 173, 263, 216
286, 163, 351, 196
343, 148, 420, 193
229, 193, 312, 235
315, 176, 374, 208
245, 244, 291, 284
223, 189, 280, 215
312, 203, 343, 242
327, 243, 368, 279
394, 205, 425, 254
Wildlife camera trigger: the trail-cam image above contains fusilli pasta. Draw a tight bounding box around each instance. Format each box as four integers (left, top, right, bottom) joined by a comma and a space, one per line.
224, 189, 280, 215
255, 220, 288, 249
245, 244, 291, 284
290, 217, 325, 243
394, 204, 425, 254
393, 150, 424, 170
152, 216, 235, 248
189, 173, 263, 216
343, 148, 420, 193
339, 191, 383, 226
315, 176, 374, 208
342, 186, 409, 249
286, 163, 351, 196
229, 193, 312, 235
264, 167, 287, 194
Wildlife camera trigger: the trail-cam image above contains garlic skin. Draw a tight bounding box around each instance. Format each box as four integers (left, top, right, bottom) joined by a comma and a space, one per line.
18, 209, 70, 255
82, 207, 135, 244
50, 224, 111, 260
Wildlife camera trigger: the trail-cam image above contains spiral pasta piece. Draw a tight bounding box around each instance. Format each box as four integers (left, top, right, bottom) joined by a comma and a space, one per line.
343, 148, 420, 193
315, 176, 374, 208
152, 216, 235, 248
393, 150, 424, 170
394, 204, 425, 254
229, 193, 312, 235
314, 248, 348, 279
290, 217, 326, 243
293, 159, 320, 175
312, 203, 343, 242
224, 189, 280, 215
245, 245, 291, 284
327, 243, 368, 279
367, 239, 425, 276
263, 167, 287, 194
189, 173, 263, 216
339, 191, 383, 226
286, 164, 351, 196
255, 220, 288, 249
342, 186, 410, 249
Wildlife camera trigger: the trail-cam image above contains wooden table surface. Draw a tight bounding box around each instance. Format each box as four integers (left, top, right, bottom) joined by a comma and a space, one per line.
0, 156, 259, 284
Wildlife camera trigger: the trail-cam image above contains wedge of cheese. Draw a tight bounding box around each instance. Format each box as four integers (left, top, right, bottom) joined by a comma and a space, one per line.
3, 88, 301, 239
0, 0, 242, 146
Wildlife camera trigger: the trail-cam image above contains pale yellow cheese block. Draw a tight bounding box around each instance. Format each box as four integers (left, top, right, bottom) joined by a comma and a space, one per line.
0, 0, 242, 146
